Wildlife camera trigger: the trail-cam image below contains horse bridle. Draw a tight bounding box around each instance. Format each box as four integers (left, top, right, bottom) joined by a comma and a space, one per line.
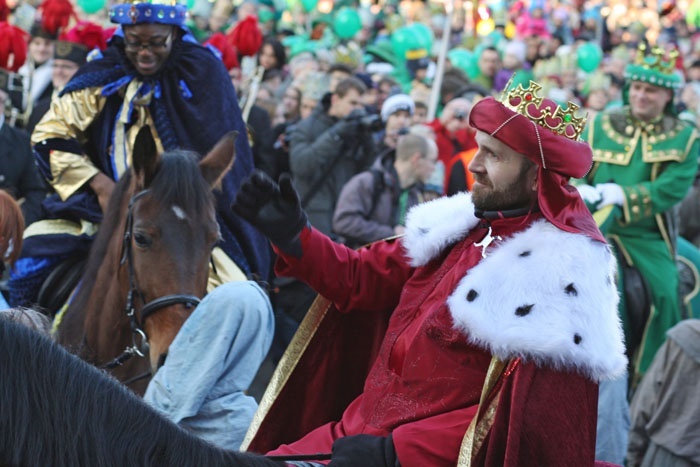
101, 189, 201, 371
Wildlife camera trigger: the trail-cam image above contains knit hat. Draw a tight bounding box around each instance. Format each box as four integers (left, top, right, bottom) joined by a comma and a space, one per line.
381, 93, 414, 121
469, 79, 604, 243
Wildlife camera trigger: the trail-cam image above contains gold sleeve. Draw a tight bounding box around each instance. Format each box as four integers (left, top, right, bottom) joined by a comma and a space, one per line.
31, 88, 107, 201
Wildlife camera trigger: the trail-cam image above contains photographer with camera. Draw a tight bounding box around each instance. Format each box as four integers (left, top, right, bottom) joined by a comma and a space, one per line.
288, 75, 376, 236
426, 97, 477, 192
268, 76, 376, 360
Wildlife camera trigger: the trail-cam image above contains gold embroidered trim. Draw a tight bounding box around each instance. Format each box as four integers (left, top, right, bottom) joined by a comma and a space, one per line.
458, 357, 508, 466
23, 218, 98, 239
240, 293, 330, 451
677, 255, 700, 312
608, 234, 634, 266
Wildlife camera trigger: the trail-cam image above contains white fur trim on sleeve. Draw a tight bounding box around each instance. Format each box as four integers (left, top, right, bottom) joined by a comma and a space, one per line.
447, 220, 627, 382
402, 192, 479, 267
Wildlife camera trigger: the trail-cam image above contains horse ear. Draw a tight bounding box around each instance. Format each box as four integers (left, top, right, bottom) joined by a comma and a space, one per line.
132, 126, 160, 189
199, 131, 237, 188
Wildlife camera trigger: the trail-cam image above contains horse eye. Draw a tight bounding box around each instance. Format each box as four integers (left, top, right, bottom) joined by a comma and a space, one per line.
133, 232, 152, 248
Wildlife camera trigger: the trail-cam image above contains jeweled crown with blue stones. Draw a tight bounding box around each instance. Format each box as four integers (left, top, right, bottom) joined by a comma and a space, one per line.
110, 0, 187, 26
624, 43, 681, 90
499, 79, 587, 141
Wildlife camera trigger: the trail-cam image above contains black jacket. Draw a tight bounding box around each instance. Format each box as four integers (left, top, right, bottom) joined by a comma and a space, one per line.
0, 123, 47, 225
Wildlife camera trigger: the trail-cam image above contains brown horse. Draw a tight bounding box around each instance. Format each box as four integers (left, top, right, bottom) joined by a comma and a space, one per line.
56, 127, 236, 395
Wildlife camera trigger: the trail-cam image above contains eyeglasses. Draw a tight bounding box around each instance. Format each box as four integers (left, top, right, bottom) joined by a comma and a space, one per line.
52, 63, 79, 71
124, 33, 172, 53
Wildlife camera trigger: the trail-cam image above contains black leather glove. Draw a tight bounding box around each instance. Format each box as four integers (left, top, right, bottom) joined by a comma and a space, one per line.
328, 434, 399, 467
232, 170, 308, 258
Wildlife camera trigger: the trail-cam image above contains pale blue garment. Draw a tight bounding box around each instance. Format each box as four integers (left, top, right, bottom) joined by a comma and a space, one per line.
596, 373, 631, 465
144, 280, 274, 450
0, 293, 9, 309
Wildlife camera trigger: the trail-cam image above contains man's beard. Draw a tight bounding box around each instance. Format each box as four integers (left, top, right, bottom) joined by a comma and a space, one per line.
471, 177, 536, 212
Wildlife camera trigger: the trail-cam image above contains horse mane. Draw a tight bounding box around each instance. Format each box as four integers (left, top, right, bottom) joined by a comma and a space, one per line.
0, 189, 25, 266
145, 149, 215, 219
67, 150, 216, 323
0, 318, 281, 466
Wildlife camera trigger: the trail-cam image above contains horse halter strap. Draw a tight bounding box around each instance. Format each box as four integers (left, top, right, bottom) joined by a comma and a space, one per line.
119, 189, 201, 352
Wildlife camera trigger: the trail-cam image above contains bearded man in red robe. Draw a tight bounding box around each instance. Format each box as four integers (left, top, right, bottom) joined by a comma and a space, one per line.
233, 79, 626, 467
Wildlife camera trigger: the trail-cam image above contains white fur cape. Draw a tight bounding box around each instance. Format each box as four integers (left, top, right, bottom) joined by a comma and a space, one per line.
402, 192, 627, 383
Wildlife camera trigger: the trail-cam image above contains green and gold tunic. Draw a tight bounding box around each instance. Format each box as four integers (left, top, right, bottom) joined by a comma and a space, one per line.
584, 106, 699, 379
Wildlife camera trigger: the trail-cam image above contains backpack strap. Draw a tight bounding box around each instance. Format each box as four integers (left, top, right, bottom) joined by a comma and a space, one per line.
366, 168, 386, 219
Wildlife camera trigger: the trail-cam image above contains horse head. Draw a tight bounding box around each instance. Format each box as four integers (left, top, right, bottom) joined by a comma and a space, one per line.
127, 127, 237, 371
57, 127, 237, 392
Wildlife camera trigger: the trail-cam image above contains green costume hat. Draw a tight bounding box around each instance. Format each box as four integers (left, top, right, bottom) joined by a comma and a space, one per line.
623, 43, 681, 115
624, 43, 681, 90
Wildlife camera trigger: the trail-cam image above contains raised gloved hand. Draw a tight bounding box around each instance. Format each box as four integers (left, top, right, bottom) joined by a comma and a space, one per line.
232, 170, 308, 258
328, 434, 399, 467
596, 183, 625, 208
576, 184, 602, 206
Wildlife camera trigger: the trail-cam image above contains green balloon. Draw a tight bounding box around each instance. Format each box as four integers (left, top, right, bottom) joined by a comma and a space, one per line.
300, 0, 317, 12
333, 8, 362, 40
77, 0, 106, 14
577, 42, 603, 73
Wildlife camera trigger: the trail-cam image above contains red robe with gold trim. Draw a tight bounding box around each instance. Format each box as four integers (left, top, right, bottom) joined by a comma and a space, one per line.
246, 192, 626, 466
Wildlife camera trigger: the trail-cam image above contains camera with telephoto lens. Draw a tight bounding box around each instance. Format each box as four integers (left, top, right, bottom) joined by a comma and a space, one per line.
359, 114, 384, 132
346, 109, 384, 132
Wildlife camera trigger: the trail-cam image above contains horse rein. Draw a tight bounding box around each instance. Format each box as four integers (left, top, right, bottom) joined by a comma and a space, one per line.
101, 189, 201, 371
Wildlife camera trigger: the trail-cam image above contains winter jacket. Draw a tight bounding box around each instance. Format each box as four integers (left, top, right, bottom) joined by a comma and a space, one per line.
289, 103, 377, 236
332, 159, 426, 247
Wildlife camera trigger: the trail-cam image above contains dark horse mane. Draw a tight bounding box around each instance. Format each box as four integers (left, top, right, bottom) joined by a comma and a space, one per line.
0, 318, 280, 467
68, 150, 216, 322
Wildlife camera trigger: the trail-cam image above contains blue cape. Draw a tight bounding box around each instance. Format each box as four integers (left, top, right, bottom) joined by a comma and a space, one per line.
30, 30, 270, 280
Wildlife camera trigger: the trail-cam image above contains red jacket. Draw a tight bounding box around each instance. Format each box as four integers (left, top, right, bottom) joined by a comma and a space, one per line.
426, 119, 477, 191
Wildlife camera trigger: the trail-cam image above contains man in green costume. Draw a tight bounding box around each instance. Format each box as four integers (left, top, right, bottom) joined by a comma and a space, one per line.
579, 44, 699, 382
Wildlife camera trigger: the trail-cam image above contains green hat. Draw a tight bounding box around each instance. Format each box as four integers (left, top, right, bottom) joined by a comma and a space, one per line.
624, 43, 682, 90
365, 40, 397, 66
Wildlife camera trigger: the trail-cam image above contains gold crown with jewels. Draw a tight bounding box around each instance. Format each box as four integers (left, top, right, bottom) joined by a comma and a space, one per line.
498, 78, 587, 141
633, 43, 678, 75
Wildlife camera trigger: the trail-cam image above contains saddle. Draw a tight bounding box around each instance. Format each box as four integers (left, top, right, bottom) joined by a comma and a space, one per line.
608, 237, 652, 369
36, 255, 87, 316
